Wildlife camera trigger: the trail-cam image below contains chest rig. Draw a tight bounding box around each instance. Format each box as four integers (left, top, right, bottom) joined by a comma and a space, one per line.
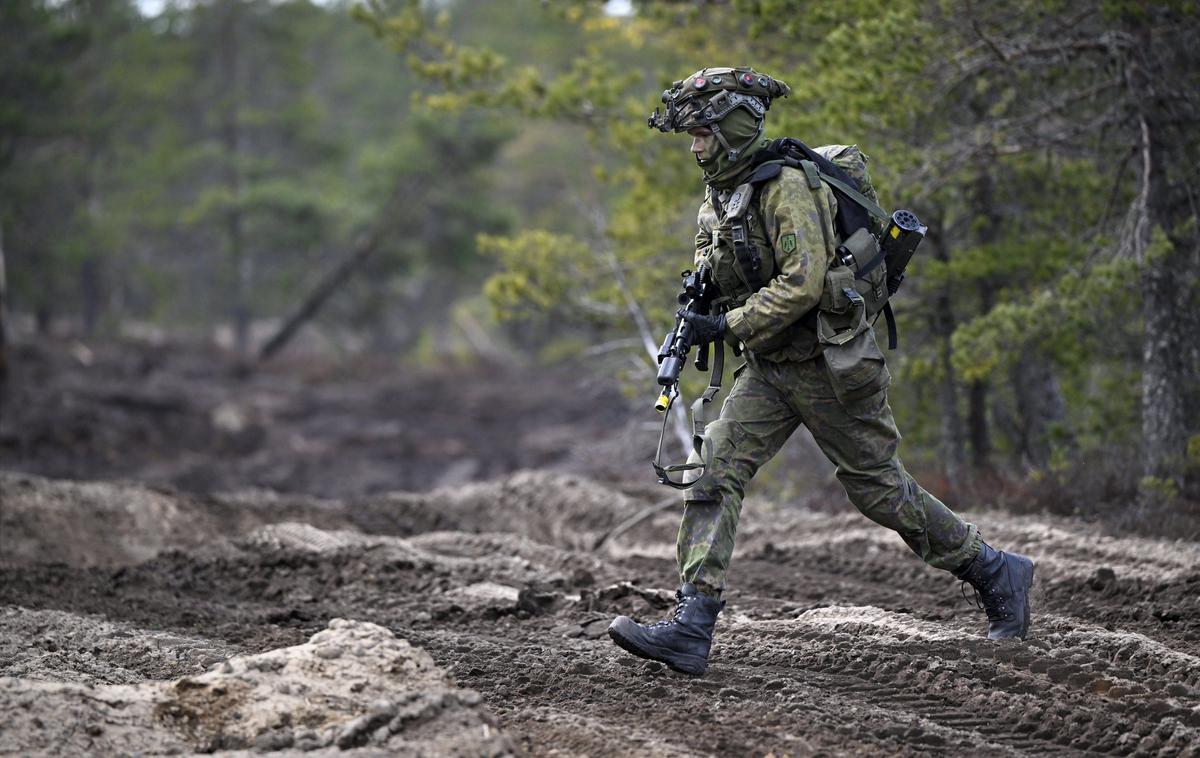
709, 181, 769, 297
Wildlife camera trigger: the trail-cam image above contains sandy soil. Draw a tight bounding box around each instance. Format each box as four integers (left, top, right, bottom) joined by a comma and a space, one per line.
2, 339, 1199, 756
3, 469, 1199, 756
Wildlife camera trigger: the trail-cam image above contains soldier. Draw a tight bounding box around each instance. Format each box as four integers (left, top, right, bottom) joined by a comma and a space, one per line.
607, 67, 1035, 676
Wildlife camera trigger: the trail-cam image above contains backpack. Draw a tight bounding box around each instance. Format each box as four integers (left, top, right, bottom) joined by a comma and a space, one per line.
738, 137, 925, 349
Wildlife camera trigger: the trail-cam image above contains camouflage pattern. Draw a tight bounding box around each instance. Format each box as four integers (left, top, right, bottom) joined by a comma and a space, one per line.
649, 67, 790, 135
678, 158, 981, 594
697, 165, 837, 362
813, 144, 884, 235
678, 349, 982, 592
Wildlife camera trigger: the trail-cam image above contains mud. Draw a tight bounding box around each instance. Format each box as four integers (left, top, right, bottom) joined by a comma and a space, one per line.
2, 339, 1200, 755
3, 467, 1199, 756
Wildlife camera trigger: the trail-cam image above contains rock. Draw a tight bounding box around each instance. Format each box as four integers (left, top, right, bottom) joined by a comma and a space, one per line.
1088, 567, 1118, 590
517, 586, 566, 615
443, 582, 521, 613
314, 644, 343, 660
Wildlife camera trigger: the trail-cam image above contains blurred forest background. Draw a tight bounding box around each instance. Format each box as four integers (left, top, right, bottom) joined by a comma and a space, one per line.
1, 0, 1197, 524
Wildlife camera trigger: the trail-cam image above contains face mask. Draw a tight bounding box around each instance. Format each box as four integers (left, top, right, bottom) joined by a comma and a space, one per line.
698, 108, 764, 189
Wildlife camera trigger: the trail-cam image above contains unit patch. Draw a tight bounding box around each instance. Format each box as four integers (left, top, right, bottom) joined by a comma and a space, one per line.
780, 232, 797, 253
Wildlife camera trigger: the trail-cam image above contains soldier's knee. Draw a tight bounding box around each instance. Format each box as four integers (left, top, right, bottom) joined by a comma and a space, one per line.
845, 475, 923, 532
703, 419, 746, 462
682, 420, 749, 502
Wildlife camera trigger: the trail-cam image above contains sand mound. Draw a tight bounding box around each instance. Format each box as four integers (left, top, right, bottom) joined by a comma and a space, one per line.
1, 469, 648, 569
0, 618, 512, 756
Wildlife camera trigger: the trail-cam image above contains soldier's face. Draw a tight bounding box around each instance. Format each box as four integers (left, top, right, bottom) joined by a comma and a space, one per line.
688, 127, 719, 163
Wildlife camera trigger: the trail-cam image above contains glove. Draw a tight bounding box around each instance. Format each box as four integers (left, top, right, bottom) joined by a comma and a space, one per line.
679, 310, 727, 344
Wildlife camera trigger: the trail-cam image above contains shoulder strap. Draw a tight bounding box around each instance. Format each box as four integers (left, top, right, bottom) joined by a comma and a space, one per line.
747, 161, 784, 187
881, 302, 898, 350
805, 162, 889, 221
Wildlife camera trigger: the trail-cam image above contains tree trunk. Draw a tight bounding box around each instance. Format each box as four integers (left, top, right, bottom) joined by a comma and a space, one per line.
220, 0, 249, 355
925, 211, 967, 478
81, 256, 101, 336
1133, 69, 1197, 501
967, 376, 991, 469
257, 228, 384, 363
966, 156, 1003, 471
0, 223, 9, 397
1009, 345, 1069, 470
1139, 246, 1188, 495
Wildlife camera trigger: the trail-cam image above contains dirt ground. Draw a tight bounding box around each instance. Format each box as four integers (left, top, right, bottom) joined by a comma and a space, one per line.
2, 339, 1199, 756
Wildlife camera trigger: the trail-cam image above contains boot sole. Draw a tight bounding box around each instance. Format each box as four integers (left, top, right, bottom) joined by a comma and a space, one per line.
607, 618, 707, 676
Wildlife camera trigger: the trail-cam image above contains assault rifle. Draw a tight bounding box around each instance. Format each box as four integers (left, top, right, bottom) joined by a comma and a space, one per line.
653, 265, 716, 412
651, 265, 723, 489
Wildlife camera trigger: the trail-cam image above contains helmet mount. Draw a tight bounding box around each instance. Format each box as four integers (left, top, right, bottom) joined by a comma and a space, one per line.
648, 67, 790, 161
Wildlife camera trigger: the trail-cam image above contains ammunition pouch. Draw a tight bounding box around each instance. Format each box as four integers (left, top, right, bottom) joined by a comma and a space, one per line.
816, 227, 892, 403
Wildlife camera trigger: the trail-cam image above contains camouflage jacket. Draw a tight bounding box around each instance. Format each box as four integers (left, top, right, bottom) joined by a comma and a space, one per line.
694, 164, 840, 363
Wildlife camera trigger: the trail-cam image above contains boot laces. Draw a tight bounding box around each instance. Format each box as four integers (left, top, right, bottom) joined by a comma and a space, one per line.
959, 556, 1014, 624
648, 591, 693, 628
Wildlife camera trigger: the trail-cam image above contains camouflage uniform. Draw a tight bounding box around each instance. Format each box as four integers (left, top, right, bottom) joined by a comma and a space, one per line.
678, 162, 981, 594
612, 68, 1029, 664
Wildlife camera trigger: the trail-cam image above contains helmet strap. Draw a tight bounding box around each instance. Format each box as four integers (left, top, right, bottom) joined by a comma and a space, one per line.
710, 118, 763, 162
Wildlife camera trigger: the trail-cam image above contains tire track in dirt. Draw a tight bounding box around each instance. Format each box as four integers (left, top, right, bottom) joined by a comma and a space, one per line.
717, 608, 1199, 756
4, 473, 1200, 755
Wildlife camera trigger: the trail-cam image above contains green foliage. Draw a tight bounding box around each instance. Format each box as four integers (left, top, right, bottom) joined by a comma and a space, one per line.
0, 0, 517, 346
3, 0, 1194, 495
353, 0, 1198, 491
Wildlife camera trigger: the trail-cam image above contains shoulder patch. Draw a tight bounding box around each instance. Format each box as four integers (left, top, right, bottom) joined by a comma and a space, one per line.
781, 232, 797, 253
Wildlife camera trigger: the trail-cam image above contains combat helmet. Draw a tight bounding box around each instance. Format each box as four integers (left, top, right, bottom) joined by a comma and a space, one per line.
648, 67, 790, 161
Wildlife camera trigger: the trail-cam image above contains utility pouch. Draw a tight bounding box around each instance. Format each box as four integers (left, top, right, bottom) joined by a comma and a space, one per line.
818, 266, 858, 315
840, 228, 888, 316
816, 276, 866, 346
817, 227, 890, 347
821, 326, 891, 405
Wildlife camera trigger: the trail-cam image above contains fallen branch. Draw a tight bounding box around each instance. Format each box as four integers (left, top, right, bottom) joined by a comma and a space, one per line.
591, 496, 677, 552
257, 228, 384, 364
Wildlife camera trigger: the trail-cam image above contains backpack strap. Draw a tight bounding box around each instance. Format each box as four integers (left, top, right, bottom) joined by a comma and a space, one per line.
804, 162, 889, 222
747, 161, 784, 187
882, 301, 898, 349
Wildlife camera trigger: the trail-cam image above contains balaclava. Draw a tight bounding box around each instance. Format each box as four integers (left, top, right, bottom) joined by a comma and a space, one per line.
696, 107, 767, 189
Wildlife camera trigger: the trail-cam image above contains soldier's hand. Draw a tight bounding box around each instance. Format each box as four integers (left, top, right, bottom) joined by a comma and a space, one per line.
679, 310, 727, 344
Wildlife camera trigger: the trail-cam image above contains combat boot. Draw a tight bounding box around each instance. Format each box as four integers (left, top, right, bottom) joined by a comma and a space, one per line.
954, 542, 1035, 639
607, 583, 724, 676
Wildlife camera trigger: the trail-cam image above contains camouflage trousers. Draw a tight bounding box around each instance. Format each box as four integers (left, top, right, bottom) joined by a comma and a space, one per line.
678, 351, 981, 593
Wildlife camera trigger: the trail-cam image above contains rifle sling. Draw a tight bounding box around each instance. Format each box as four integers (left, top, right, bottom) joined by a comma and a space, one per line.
652, 339, 725, 490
